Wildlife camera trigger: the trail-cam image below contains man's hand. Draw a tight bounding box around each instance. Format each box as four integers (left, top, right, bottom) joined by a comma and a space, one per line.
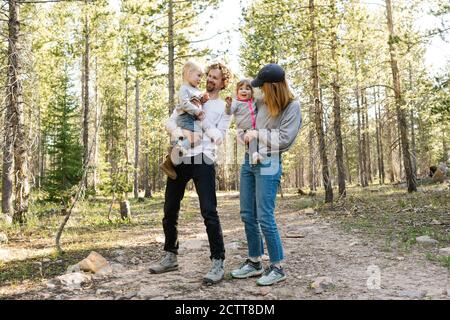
244, 130, 258, 143
196, 110, 206, 121
190, 97, 202, 108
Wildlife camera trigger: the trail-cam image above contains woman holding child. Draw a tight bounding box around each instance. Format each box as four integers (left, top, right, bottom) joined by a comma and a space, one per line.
230, 64, 302, 286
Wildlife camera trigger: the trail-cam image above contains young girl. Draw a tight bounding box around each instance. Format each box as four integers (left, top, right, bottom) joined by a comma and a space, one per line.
225, 79, 260, 163
174, 61, 222, 153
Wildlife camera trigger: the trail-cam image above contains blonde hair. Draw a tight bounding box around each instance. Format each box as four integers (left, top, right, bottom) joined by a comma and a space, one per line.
236, 79, 253, 98
261, 80, 295, 117
182, 61, 203, 83
205, 62, 232, 90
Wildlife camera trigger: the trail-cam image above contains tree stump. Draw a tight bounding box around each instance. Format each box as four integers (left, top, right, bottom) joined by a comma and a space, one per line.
120, 200, 131, 220
432, 169, 445, 183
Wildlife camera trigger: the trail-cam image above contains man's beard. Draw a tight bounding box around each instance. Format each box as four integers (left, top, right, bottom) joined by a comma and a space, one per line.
206, 81, 215, 92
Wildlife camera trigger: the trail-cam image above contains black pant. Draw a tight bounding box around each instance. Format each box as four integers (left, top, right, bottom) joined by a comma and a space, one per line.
163, 153, 225, 260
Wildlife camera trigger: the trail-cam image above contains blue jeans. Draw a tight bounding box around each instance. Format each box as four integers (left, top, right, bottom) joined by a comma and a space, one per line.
239, 153, 283, 264
176, 112, 201, 132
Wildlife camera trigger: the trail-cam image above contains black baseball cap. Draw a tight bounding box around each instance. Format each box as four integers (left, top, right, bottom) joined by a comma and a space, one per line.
250, 63, 285, 87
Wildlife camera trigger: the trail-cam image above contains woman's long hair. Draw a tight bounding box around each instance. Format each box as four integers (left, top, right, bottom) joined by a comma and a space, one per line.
261, 80, 295, 117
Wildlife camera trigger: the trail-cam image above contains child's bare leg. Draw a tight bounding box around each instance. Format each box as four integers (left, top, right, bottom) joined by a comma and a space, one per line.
191, 132, 202, 146
180, 129, 194, 143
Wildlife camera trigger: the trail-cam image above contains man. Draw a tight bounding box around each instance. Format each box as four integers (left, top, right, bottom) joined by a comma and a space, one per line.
149, 62, 232, 285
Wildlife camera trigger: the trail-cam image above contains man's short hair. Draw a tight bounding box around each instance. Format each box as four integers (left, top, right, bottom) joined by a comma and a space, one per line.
205, 62, 232, 90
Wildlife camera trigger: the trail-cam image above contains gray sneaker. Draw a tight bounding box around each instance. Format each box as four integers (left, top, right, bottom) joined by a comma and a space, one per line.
230, 259, 264, 279
256, 265, 286, 286
149, 252, 178, 274
203, 258, 224, 285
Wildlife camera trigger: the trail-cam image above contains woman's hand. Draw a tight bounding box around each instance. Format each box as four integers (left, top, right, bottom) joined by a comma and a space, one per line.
244, 130, 258, 143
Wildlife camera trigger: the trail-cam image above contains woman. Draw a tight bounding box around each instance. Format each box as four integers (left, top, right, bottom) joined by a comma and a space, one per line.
230, 63, 302, 286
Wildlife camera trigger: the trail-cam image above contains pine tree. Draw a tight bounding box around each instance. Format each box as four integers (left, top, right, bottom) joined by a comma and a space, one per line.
44, 69, 83, 202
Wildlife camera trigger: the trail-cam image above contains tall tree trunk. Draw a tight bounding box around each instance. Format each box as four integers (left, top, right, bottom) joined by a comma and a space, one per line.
2, 66, 14, 218
308, 96, 316, 191
134, 77, 140, 199
408, 63, 417, 178
363, 89, 372, 184
168, 0, 175, 115
82, 3, 90, 191
375, 89, 382, 184
37, 101, 43, 189
442, 122, 449, 163
398, 126, 403, 180
355, 87, 365, 186
93, 57, 99, 193
6, 0, 28, 223
385, 88, 396, 183
385, 0, 416, 192
144, 140, 152, 198
345, 144, 352, 184
376, 87, 385, 184
331, 0, 346, 197
309, 0, 332, 203
300, 155, 305, 188
360, 93, 368, 187
124, 42, 130, 196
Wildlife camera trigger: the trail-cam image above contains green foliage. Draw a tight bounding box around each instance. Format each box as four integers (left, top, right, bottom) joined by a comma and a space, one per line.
43, 69, 83, 203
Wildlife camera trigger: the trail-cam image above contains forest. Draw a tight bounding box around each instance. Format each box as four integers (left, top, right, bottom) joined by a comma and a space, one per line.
0, 0, 449, 300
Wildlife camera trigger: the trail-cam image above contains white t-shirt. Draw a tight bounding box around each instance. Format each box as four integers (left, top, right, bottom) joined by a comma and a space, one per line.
165, 98, 231, 162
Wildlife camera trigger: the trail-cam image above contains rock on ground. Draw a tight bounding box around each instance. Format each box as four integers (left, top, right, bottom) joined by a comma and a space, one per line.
415, 235, 438, 246
399, 290, 427, 299
78, 251, 112, 274
54, 272, 92, 290
0, 232, 8, 244
311, 277, 335, 294
438, 247, 450, 256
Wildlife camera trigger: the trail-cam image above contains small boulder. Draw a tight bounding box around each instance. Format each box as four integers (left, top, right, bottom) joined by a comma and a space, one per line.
415, 235, 438, 246
285, 231, 305, 239
399, 290, 426, 299
0, 232, 8, 244
302, 208, 316, 215
78, 251, 112, 274
56, 272, 92, 289
438, 247, 450, 256
311, 277, 334, 294
0, 248, 11, 262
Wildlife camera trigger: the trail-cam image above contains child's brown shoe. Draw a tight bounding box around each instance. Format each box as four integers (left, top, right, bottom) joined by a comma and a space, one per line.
160, 154, 177, 180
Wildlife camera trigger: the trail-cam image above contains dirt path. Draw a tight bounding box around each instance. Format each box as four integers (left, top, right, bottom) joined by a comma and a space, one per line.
1, 193, 449, 300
